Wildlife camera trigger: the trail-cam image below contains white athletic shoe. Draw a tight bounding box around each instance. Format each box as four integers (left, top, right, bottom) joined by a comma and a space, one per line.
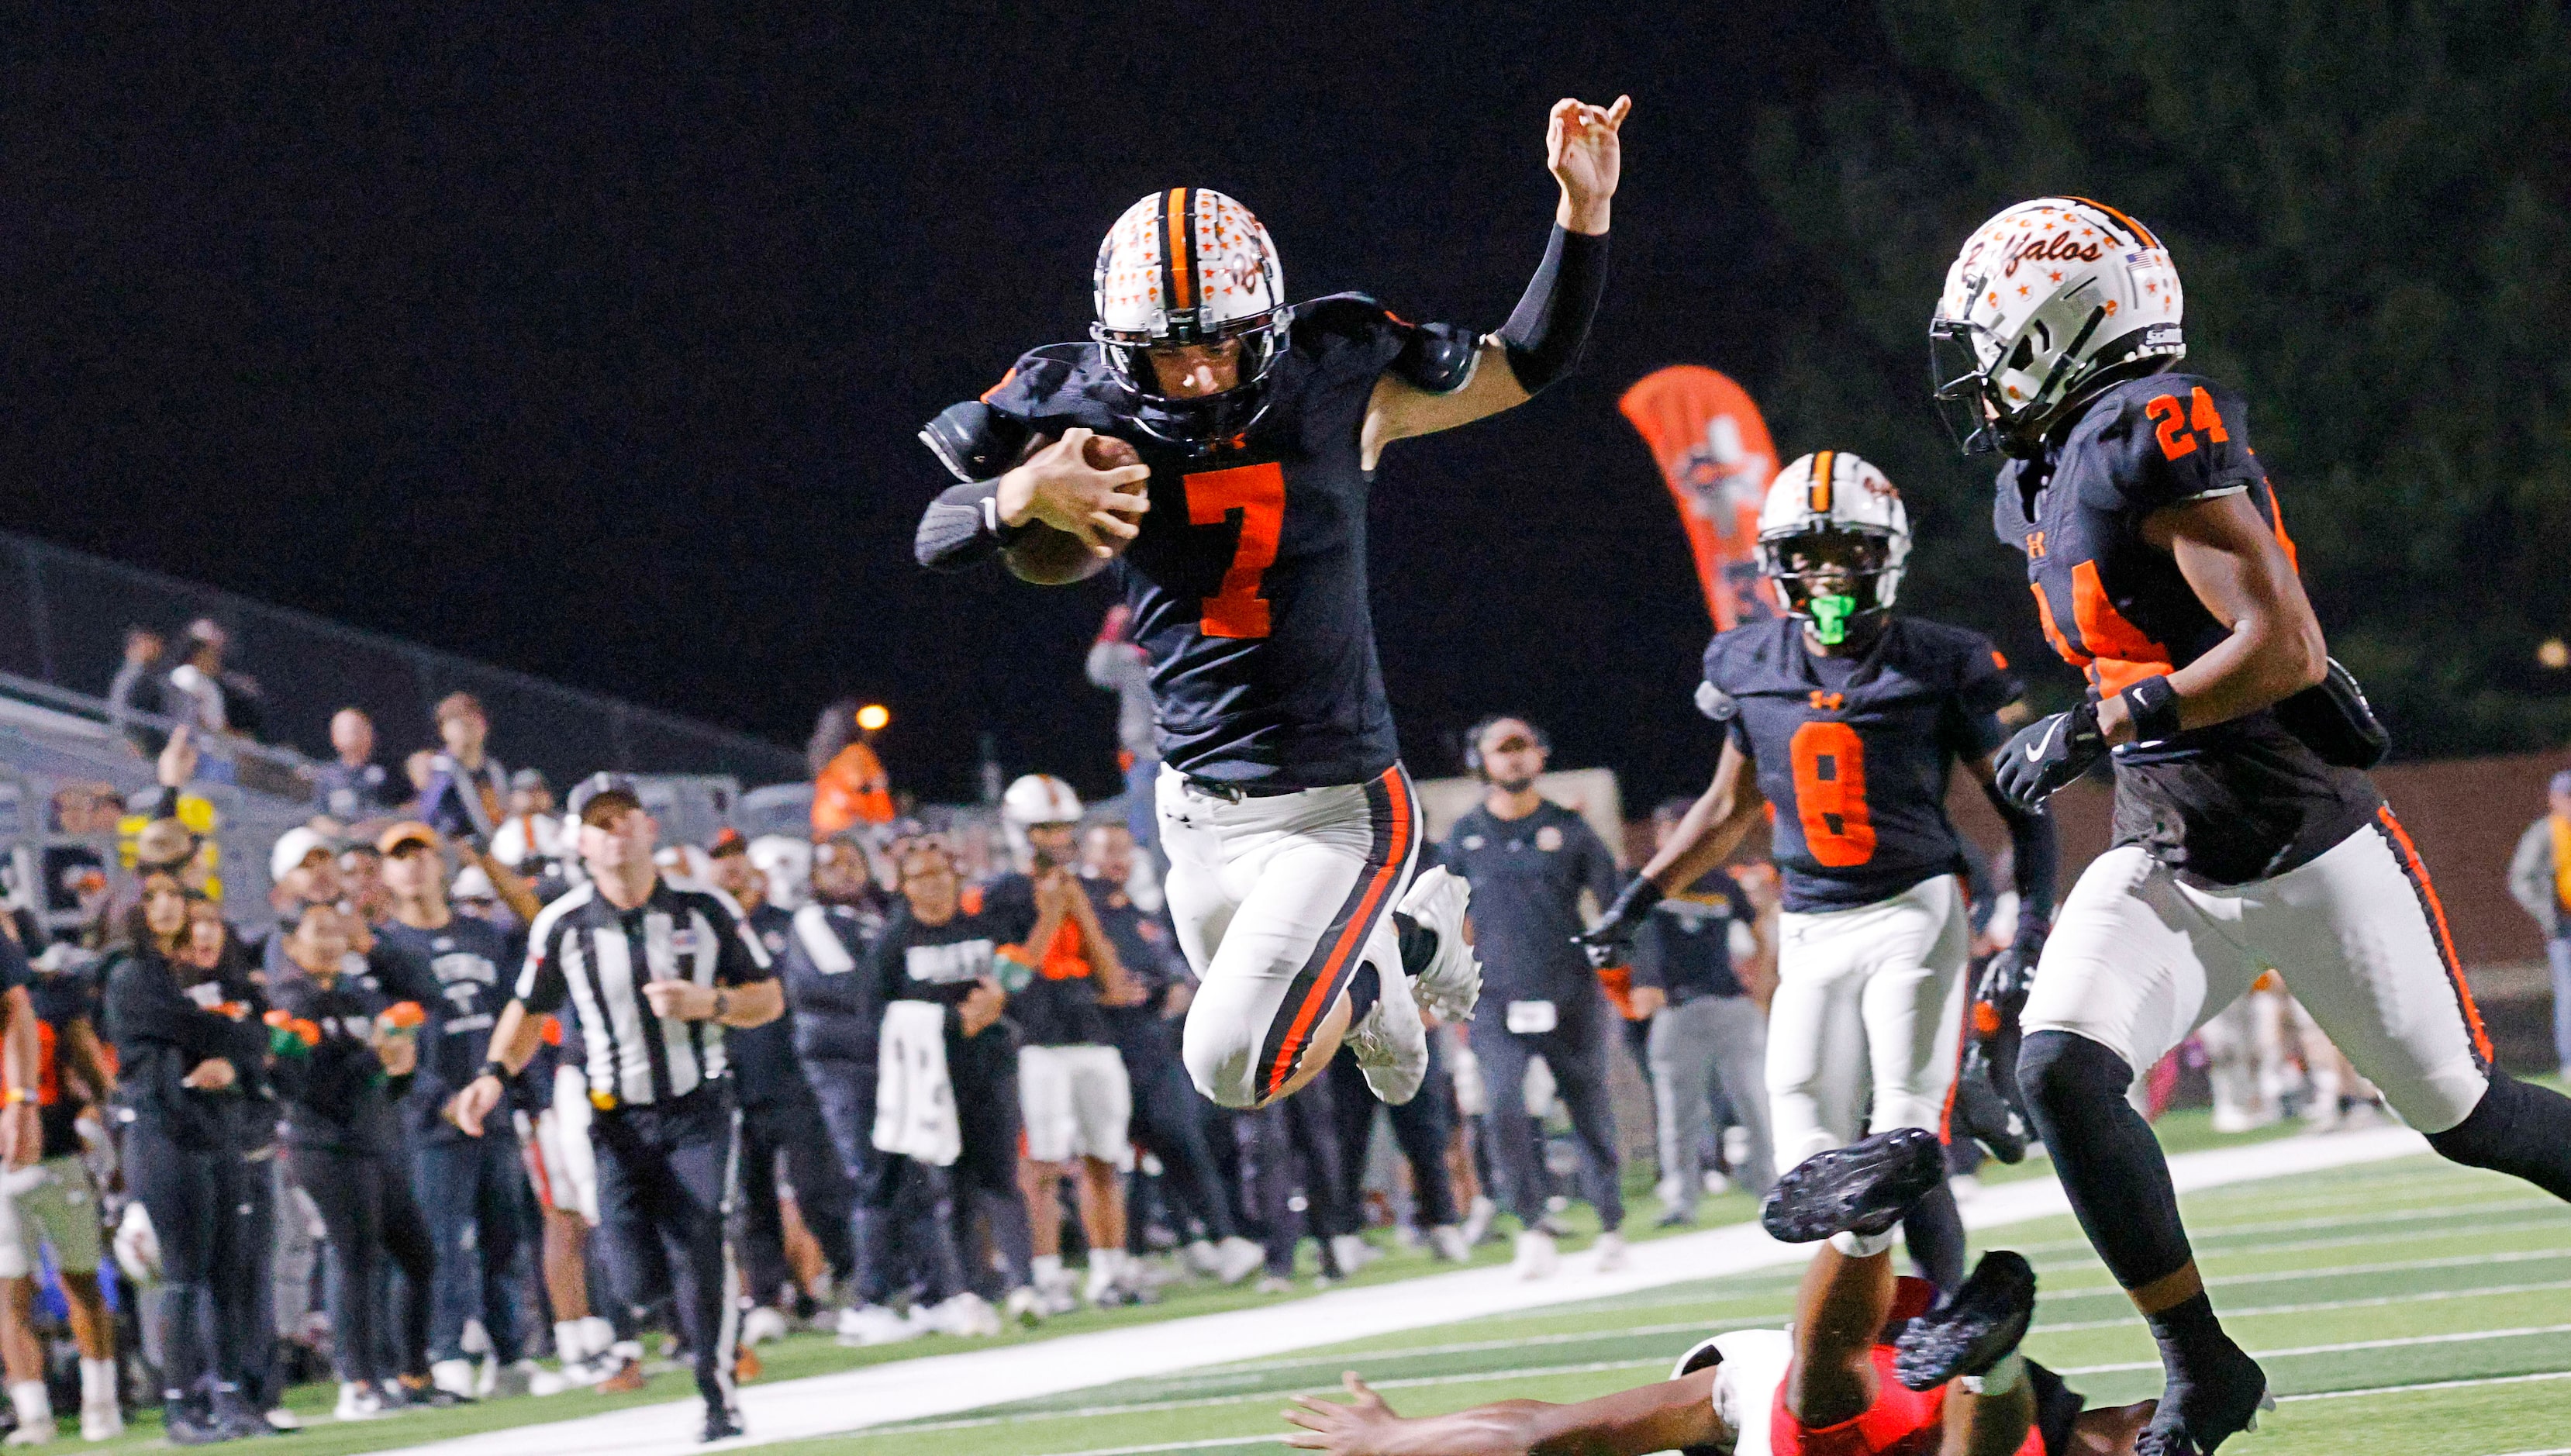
1513, 1229, 1559, 1281
1215, 1234, 1266, 1285
1253, 1275, 1296, 1296
1593, 1232, 1629, 1274
1033, 1271, 1080, 1318
334, 1384, 392, 1421
1181, 1239, 1223, 1278
1003, 1285, 1045, 1326
1329, 1233, 1378, 1278
6, 1418, 54, 1446
1430, 1224, 1471, 1262
77, 1402, 119, 1443
1462, 1194, 1498, 1247
1396, 866, 1482, 1023
261, 1407, 302, 1433
739, 1306, 791, 1347
487, 1358, 561, 1399
920, 1292, 1003, 1338
1344, 954, 1428, 1105
430, 1358, 479, 1401
835, 1304, 923, 1347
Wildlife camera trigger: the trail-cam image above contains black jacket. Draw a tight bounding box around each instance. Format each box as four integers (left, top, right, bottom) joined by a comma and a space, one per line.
103, 947, 268, 1152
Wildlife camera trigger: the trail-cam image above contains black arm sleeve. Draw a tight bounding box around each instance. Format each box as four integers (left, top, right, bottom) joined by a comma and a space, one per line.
1496, 225, 1610, 392
915, 480, 1020, 572
1982, 781, 2061, 937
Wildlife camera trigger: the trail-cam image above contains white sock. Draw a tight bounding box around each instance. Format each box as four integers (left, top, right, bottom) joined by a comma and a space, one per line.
578, 1316, 615, 1358
11, 1379, 50, 1425
1829, 1228, 1899, 1259
1962, 1349, 2026, 1396
79, 1358, 115, 1406
1031, 1254, 1064, 1285
554, 1320, 588, 1362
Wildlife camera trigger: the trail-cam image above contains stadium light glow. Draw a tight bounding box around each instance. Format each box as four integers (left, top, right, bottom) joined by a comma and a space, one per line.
2540, 638, 2569, 670
856, 703, 892, 731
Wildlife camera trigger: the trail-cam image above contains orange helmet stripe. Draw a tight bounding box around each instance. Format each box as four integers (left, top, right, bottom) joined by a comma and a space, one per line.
1165, 187, 1194, 312
2065, 195, 2159, 249
1810, 450, 1834, 513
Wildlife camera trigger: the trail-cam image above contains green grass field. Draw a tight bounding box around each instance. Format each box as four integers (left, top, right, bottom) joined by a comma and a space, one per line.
48, 1105, 2571, 1454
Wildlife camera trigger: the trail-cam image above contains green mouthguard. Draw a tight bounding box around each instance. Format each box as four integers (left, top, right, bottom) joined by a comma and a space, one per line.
1809, 593, 1857, 646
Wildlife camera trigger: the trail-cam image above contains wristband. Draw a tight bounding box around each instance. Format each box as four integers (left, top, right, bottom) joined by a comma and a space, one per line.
478, 1060, 510, 1085
2119, 675, 2183, 744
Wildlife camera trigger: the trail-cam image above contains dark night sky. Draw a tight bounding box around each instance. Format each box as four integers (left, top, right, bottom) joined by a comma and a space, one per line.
4, 5, 1893, 806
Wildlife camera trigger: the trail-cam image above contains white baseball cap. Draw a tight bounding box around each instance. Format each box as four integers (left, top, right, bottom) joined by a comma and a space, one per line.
269, 826, 338, 883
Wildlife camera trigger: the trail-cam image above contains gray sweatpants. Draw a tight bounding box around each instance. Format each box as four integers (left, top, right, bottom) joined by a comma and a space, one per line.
1647, 995, 1774, 1210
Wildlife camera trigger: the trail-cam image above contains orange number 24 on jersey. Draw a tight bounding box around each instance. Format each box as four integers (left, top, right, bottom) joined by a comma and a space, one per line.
1183, 461, 1285, 639
1788, 721, 1876, 867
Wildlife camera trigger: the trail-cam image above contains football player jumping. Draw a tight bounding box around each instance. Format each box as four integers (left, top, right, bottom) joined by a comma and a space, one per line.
1932, 195, 2571, 1454
916, 96, 1631, 1109
1279, 1130, 2159, 1456
1580, 453, 2059, 1294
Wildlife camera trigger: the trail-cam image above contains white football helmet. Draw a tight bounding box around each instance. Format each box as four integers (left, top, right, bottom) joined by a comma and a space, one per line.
1755, 451, 1910, 643
1001, 773, 1084, 868
1931, 196, 2184, 456
747, 834, 813, 912
1092, 188, 1293, 447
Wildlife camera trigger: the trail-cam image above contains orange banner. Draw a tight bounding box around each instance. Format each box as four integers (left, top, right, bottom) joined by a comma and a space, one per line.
1618, 365, 1782, 632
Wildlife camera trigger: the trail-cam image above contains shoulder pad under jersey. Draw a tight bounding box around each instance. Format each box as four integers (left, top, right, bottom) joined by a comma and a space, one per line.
1897, 618, 2021, 716
1695, 680, 1738, 722
2064, 371, 2261, 518
1700, 618, 1802, 702
1290, 292, 1475, 391
923, 345, 1126, 481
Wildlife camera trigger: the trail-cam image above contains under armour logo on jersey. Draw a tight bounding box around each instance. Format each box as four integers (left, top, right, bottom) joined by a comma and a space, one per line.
1808, 691, 1846, 712
2025, 531, 2047, 558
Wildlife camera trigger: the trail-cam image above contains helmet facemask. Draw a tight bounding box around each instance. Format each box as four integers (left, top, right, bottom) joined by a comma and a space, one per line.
1092, 309, 1292, 449
1758, 526, 1900, 646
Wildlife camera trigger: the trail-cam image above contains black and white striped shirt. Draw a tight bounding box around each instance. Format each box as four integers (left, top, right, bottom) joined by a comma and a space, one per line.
516, 878, 774, 1107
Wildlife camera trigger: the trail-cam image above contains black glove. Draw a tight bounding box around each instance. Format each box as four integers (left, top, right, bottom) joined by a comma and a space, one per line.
1993, 702, 2106, 809
1573, 876, 1663, 969
1969, 929, 2045, 1132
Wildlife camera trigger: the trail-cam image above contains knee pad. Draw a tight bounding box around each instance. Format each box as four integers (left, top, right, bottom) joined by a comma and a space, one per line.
2017, 1030, 2134, 1120
1180, 1014, 1259, 1110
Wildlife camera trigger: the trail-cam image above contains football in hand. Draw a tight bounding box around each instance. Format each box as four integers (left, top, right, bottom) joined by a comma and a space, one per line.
1003, 433, 1147, 585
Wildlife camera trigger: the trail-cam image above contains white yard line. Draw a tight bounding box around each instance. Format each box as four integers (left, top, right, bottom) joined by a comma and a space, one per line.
408, 1126, 2435, 1456
2056, 1323, 2571, 1375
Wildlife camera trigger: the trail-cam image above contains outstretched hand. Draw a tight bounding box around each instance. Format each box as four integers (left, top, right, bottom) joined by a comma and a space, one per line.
1547, 95, 1631, 234
1282, 1372, 1403, 1453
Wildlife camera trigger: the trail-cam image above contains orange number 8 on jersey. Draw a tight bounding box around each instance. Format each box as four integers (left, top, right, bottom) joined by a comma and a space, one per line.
1788, 721, 1876, 867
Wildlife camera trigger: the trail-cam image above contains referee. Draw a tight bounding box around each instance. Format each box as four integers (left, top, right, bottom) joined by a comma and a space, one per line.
452, 775, 782, 1444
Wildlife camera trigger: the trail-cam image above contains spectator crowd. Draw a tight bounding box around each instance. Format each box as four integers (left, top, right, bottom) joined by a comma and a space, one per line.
0, 608, 2449, 1445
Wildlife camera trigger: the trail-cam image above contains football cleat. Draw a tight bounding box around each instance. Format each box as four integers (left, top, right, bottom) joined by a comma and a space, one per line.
1761, 1129, 1947, 1244
1593, 1231, 1630, 1274
1931, 197, 2185, 457
1396, 866, 1482, 1023
2138, 1340, 2272, 1456
5, 1418, 54, 1447
1343, 959, 1428, 1106
1894, 1250, 2038, 1391
78, 1399, 122, 1443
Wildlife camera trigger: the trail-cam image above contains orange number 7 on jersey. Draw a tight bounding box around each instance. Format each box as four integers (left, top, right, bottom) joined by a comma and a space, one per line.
1183, 461, 1285, 639
2145, 386, 2231, 461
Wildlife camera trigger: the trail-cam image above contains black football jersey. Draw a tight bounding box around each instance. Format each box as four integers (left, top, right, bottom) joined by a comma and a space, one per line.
1702, 616, 2017, 913
958, 296, 1478, 788
1993, 373, 2377, 885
